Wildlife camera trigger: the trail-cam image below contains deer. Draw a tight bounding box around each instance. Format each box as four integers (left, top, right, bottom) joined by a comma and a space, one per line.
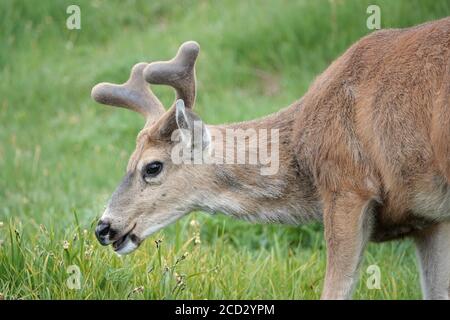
91, 17, 450, 300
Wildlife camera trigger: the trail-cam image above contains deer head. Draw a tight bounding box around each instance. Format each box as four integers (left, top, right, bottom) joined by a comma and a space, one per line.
91, 41, 214, 254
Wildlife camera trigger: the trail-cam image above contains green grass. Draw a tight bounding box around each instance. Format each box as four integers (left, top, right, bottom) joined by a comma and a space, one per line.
1, 0, 449, 299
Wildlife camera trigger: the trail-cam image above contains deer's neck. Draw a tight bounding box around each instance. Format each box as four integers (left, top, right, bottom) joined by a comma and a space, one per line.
197, 100, 322, 224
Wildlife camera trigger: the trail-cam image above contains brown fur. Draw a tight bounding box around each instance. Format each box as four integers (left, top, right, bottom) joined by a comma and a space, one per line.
295, 18, 450, 241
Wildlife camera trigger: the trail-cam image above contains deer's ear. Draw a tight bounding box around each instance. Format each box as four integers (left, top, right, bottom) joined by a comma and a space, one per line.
175, 99, 191, 132
175, 99, 210, 149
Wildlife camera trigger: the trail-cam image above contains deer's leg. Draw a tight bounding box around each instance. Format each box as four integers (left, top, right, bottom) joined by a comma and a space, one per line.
414, 222, 450, 300
321, 192, 375, 300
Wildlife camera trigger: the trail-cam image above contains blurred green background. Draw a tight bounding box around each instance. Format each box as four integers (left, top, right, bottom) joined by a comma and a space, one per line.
1, 0, 450, 299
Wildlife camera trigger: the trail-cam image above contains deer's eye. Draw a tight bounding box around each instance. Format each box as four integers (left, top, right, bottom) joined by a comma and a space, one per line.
143, 161, 163, 180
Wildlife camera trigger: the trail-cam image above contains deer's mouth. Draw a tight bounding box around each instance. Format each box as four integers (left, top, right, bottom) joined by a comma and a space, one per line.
112, 224, 139, 255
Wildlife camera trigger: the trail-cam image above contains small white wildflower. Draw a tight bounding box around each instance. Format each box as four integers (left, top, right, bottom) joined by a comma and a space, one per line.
175, 273, 185, 284
189, 220, 199, 228
84, 245, 94, 259
181, 252, 189, 260
63, 240, 70, 250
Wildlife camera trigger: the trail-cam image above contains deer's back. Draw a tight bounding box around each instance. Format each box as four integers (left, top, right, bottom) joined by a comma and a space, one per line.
293, 17, 450, 241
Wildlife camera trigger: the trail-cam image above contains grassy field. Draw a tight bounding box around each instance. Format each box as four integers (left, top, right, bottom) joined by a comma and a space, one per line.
1, 0, 450, 300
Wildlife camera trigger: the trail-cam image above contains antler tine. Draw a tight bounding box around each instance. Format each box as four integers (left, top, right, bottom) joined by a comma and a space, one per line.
91, 62, 165, 123
143, 41, 200, 109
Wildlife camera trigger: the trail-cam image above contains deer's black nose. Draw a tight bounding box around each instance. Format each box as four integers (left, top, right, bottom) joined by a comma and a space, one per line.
95, 220, 111, 245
